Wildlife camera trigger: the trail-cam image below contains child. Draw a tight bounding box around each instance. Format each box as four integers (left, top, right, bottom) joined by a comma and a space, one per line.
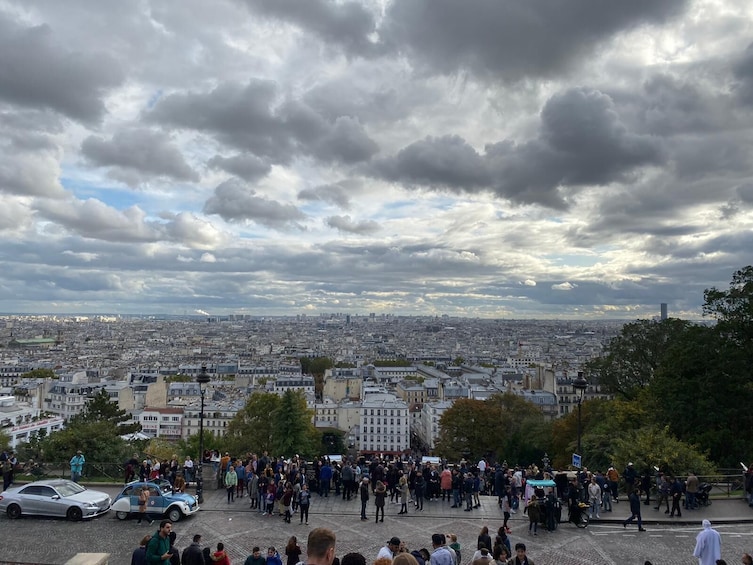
266, 484, 275, 516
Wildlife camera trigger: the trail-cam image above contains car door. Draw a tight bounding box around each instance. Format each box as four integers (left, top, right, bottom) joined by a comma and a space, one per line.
35, 485, 64, 517
147, 486, 164, 515
18, 485, 42, 515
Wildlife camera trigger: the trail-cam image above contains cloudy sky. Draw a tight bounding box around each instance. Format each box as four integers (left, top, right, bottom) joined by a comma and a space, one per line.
1, 0, 752, 319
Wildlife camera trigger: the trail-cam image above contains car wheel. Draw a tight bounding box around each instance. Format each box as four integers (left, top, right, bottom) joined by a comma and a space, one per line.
167, 507, 182, 522
6, 504, 21, 519
116, 511, 129, 520
67, 506, 83, 521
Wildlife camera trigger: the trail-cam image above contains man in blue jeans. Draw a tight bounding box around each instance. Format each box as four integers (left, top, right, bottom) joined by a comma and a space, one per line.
623, 488, 646, 531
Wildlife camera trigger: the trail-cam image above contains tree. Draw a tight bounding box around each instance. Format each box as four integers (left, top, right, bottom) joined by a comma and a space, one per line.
165, 374, 193, 383
20, 369, 56, 379
73, 389, 139, 433
300, 357, 333, 400
585, 318, 690, 400
435, 399, 500, 461
273, 390, 316, 458
225, 392, 281, 455
703, 265, 753, 345
647, 324, 753, 467
435, 393, 549, 464
31, 389, 140, 464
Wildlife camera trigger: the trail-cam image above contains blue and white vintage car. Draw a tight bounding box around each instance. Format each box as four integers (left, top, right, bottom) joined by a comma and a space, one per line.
111, 480, 199, 522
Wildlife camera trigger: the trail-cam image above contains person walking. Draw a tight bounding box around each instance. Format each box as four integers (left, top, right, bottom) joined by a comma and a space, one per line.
359, 477, 370, 521
137, 485, 154, 525
374, 480, 386, 523
670, 476, 684, 518
622, 488, 646, 531
693, 520, 722, 565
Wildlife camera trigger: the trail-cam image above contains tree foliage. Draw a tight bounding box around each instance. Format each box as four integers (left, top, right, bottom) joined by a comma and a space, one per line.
703, 265, 753, 345
435, 393, 549, 464
30, 390, 140, 463
225, 392, 280, 455
273, 390, 317, 458
585, 318, 690, 400
20, 369, 56, 379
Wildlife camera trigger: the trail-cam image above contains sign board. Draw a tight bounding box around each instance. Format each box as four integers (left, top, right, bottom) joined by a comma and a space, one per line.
572, 453, 582, 468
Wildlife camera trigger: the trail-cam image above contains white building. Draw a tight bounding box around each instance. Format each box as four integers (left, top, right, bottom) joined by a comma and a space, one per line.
181, 401, 241, 439
359, 394, 409, 456
273, 375, 315, 395
417, 400, 454, 450
0, 396, 64, 448
138, 406, 184, 439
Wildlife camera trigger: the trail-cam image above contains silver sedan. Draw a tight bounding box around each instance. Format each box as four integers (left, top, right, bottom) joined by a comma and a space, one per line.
0, 479, 111, 521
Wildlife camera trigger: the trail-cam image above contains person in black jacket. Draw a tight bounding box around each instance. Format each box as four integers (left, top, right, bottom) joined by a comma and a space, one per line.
622, 488, 646, 531
181, 535, 204, 565
670, 476, 684, 518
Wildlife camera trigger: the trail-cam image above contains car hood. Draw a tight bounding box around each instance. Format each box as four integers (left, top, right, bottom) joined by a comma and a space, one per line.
167, 493, 197, 505
69, 490, 112, 506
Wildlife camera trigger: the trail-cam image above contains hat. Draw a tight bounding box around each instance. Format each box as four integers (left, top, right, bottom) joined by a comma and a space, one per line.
388, 537, 401, 546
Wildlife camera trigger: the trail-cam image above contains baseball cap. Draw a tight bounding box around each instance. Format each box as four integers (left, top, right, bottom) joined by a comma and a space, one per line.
388, 537, 401, 546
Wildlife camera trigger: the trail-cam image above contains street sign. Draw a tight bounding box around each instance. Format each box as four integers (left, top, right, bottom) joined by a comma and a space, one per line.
572, 453, 582, 468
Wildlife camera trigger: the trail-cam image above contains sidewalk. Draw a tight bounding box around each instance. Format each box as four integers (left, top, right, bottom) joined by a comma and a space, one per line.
194, 487, 753, 526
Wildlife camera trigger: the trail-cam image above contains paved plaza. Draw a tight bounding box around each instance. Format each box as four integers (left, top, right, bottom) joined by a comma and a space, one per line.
1, 485, 752, 565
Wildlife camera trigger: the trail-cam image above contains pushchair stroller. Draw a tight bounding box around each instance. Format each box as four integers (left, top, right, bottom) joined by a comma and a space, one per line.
696, 483, 713, 506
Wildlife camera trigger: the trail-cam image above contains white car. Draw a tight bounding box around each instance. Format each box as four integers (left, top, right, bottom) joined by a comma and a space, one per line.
0, 479, 111, 521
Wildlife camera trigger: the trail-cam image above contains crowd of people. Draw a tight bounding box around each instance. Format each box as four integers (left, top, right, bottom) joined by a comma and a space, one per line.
130, 524, 535, 565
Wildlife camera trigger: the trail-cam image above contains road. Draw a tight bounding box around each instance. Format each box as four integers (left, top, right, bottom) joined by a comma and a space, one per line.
1, 486, 751, 565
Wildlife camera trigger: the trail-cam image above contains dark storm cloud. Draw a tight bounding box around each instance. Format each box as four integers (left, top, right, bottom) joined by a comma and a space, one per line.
325, 215, 380, 235
81, 129, 199, 185
148, 80, 378, 164
242, 0, 379, 55
208, 154, 272, 182
204, 179, 307, 228
380, 0, 689, 80
298, 180, 358, 209
371, 88, 664, 208
0, 12, 123, 123
732, 43, 753, 105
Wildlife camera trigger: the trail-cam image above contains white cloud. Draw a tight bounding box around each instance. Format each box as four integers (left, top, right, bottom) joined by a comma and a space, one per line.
0, 0, 751, 317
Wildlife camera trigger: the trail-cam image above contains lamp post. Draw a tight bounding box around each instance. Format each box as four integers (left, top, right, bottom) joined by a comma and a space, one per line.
572, 372, 588, 463
195, 365, 210, 504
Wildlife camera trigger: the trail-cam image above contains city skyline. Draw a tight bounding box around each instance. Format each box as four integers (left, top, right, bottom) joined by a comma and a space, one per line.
1, 1, 752, 319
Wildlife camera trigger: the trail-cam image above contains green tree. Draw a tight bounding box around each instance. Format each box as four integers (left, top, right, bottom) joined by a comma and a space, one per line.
20, 368, 56, 379
703, 265, 753, 345
435, 399, 499, 461
72, 389, 139, 433
435, 393, 548, 464
648, 325, 753, 467
165, 374, 193, 383
225, 392, 280, 455
273, 390, 316, 457
585, 318, 690, 400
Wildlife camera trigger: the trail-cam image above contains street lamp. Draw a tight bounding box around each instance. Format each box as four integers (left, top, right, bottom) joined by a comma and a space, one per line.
572, 372, 588, 463
195, 365, 211, 504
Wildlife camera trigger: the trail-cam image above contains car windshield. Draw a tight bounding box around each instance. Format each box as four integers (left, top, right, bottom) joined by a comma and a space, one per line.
55, 482, 87, 497
159, 483, 173, 494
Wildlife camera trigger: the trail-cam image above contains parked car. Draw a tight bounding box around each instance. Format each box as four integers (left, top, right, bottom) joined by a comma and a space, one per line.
0, 479, 111, 521
111, 480, 199, 522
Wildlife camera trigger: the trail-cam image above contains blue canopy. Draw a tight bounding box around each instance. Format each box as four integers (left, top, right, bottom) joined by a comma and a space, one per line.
526, 479, 556, 487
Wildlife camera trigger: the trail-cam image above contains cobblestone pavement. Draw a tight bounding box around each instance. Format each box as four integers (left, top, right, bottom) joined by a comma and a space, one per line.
1, 487, 752, 565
